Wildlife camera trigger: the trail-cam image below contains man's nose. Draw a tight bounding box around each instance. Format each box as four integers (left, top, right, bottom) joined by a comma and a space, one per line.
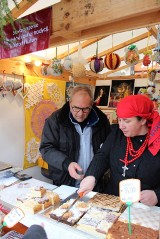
77, 109, 84, 115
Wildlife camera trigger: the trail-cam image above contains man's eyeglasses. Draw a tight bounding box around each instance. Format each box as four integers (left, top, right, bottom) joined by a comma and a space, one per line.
71, 106, 91, 113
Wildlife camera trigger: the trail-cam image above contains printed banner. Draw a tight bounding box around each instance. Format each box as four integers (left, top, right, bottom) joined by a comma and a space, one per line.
0, 7, 52, 59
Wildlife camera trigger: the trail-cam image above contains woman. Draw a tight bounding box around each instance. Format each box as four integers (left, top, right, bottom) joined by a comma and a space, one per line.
94, 88, 107, 106
78, 95, 160, 206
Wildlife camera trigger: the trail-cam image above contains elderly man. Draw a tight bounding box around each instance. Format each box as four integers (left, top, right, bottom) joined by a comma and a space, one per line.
40, 86, 110, 191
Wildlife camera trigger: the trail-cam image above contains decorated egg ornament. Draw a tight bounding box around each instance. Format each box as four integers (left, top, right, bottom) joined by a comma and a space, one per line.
124, 45, 139, 66
104, 52, 121, 70
90, 56, 104, 73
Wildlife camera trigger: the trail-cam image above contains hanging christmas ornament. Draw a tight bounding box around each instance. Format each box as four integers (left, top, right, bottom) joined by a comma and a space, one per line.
63, 56, 73, 71
147, 68, 157, 82
104, 35, 121, 70
49, 47, 63, 76
41, 63, 50, 76
124, 44, 139, 66
147, 85, 156, 95
63, 45, 73, 71
154, 70, 160, 81
105, 52, 121, 70
143, 53, 152, 66
90, 56, 104, 73
90, 41, 104, 73
153, 25, 160, 64
72, 43, 86, 77
143, 31, 152, 66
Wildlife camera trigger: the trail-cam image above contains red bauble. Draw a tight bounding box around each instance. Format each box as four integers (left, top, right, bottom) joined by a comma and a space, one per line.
104, 53, 121, 70
143, 54, 151, 66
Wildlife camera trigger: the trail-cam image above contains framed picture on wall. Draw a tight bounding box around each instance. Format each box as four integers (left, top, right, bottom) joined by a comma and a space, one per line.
108, 79, 135, 108
94, 86, 110, 106
134, 86, 147, 95
99, 107, 117, 124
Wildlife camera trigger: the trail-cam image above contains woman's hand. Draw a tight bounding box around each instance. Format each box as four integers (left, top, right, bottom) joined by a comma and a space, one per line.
140, 190, 158, 206
77, 176, 96, 196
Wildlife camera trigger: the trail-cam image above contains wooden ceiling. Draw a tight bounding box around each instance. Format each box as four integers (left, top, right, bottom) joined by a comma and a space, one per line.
0, 0, 160, 82
11, 0, 160, 47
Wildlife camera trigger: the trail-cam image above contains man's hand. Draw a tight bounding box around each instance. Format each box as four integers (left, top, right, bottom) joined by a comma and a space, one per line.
77, 176, 96, 196
140, 190, 158, 206
68, 162, 84, 180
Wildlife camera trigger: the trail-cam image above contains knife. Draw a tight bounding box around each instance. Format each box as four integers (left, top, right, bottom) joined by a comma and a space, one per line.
57, 191, 84, 222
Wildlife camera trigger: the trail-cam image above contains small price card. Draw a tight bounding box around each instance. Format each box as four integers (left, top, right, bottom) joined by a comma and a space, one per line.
0, 207, 24, 230
119, 179, 141, 236
119, 179, 140, 203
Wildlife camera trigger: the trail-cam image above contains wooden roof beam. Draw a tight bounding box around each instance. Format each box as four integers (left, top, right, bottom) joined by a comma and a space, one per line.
52, 0, 160, 34
86, 32, 151, 62
147, 26, 158, 39
11, 0, 39, 19
57, 36, 108, 59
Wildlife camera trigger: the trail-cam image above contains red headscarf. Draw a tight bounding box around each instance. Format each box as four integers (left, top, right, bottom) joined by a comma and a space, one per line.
117, 95, 160, 156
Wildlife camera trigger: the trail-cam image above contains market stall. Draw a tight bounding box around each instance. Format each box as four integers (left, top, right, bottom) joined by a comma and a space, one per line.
0, 176, 160, 239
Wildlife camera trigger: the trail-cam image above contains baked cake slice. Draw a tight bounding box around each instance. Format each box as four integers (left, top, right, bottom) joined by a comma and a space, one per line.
77, 206, 120, 235
88, 193, 123, 212
45, 190, 60, 205
107, 220, 159, 239
50, 199, 89, 225
30, 186, 46, 197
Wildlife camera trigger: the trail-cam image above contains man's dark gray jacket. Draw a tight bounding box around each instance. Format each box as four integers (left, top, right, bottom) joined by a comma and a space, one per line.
39, 102, 110, 191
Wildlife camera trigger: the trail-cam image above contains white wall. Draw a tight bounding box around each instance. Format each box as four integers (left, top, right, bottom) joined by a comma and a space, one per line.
0, 80, 51, 183
0, 93, 24, 168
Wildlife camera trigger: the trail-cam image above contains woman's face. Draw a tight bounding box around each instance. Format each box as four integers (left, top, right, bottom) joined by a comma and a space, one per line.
100, 89, 104, 94
118, 117, 147, 137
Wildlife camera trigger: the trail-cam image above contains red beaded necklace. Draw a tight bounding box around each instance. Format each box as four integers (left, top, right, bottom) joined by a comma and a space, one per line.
120, 131, 150, 167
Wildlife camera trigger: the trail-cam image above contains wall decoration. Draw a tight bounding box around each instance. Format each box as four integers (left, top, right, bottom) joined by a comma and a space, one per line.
19, 83, 31, 99
25, 80, 44, 109
134, 86, 147, 95
26, 138, 40, 164
31, 100, 57, 139
46, 83, 64, 108
108, 79, 135, 108
94, 86, 110, 106
24, 75, 65, 169
101, 109, 114, 124
98, 107, 118, 124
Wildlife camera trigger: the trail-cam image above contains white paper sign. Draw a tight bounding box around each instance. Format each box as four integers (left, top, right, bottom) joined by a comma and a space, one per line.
119, 179, 140, 203
3, 207, 24, 228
